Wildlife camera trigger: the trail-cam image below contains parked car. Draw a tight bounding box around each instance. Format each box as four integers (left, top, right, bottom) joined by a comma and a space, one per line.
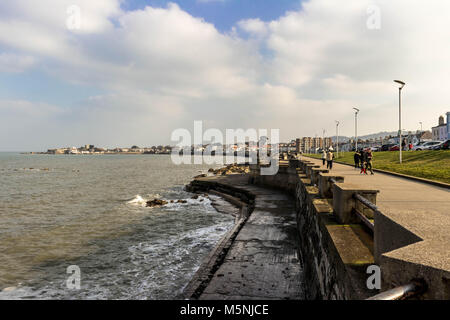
431, 140, 450, 150
412, 141, 442, 150
389, 145, 400, 151
412, 141, 426, 149
370, 146, 381, 152
381, 144, 395, 151
431, 142, 444, 150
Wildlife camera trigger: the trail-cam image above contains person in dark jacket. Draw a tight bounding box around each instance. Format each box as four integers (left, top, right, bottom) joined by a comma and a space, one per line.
366, 150, 374, 175
354, 151, 360, 168
360, 150, 368, 174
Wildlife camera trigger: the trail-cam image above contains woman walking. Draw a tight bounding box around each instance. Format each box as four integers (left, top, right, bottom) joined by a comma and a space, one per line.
326, 149, 334, 170
322, 149, 327, 166
367, 150, 374, 175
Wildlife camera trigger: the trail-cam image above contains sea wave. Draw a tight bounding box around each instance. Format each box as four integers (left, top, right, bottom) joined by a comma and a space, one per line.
126, 194, 212, 209
127, 195, 147, 206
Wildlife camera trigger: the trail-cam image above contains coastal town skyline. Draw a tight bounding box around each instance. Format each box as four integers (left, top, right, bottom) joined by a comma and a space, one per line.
2, 0, 450, 152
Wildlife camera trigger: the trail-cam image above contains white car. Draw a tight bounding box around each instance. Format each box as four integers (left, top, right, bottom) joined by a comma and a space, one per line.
412, 141, 442, 150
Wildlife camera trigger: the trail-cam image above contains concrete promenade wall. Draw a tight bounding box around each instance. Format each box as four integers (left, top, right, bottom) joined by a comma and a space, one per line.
251, 163, 373, 299
251, 159, 450, 300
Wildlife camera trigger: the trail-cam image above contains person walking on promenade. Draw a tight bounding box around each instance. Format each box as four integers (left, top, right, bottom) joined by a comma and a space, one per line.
322, 149, 327, 166
366, 150, 374, 175
360, 150, 368, 174
354, 151, 360, 168
326, 149, 334, 170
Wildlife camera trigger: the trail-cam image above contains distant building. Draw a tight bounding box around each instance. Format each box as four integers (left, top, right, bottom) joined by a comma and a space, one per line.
432, 114, 449, 141
295, 137, 333, 153
84, 144, 94, 150
68, 147, 79, 154
448, 112, 450, 139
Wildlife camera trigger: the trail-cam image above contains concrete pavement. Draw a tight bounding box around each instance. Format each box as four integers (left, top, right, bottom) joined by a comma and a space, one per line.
198, 176, 305, 300
301, 156, 450, 273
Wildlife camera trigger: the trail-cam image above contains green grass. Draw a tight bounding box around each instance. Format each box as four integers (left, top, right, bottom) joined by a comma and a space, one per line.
305, 150, 450, 184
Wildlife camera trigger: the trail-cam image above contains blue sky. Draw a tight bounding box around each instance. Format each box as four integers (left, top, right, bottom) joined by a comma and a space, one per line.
121, 0, 303, 32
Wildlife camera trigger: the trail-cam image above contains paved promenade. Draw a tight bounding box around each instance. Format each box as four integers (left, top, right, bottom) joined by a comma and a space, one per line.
199, 175, 305, 300
302, 156, 450, 271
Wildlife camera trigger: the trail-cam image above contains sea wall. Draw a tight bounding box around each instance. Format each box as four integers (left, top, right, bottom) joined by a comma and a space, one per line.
186, 160, 449, 300
183, 178, 255, 299
251, 162, 373, 299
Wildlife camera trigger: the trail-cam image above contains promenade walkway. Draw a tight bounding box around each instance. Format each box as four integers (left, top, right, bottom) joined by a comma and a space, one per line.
198, 175, 305, 300
301, 156, 450, 272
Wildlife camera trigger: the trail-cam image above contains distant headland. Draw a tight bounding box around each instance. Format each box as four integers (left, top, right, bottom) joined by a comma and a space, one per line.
24, 145, 172, 155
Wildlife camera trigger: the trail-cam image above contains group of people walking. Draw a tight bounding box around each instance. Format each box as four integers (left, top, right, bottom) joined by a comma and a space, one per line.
321, 149, 334, 170
320, 148, 374, 175
354, 149, 374, 175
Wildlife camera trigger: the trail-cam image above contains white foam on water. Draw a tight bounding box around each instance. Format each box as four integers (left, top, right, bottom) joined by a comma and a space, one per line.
164, 196, 212, 211
127, 194, 214, 211
126, 194, 162, 207
0, 286, 37, 300
127, 220, 234, 299
127, 195, 147, 206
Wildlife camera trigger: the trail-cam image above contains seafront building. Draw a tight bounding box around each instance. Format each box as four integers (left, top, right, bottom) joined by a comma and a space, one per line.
431, 113, 450, 141
296, 137, 332, 153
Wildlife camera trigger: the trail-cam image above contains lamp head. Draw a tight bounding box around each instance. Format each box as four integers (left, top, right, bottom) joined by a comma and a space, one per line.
394, 80, 406, 89
353, 107, 360, 114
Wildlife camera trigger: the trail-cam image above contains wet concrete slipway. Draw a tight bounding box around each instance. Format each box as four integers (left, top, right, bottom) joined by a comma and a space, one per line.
184, 174, 305, 300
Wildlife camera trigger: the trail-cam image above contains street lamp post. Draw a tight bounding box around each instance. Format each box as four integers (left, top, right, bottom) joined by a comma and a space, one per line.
335, 121, 340, 158
419, 122, 423, 143
322, 129, 326, 151
394, 80, 406, 164
353, 108, 360, 151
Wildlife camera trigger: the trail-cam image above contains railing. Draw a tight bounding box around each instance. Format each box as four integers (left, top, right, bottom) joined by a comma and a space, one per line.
366, 280, 426, 300
352, 193, 377, 232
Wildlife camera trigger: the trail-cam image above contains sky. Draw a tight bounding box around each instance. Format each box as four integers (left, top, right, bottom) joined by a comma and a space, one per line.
0, 0, 449, 151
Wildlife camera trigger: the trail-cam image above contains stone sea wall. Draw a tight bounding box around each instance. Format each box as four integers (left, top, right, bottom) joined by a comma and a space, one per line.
251, 163, 373, 299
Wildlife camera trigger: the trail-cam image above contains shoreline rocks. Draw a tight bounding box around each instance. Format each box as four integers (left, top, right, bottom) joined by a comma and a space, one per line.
146, 199, 168, 207
208, 164, 250, 176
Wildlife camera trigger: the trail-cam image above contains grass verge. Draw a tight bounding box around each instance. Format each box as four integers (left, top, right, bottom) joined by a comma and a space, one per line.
305, 150, 450, 184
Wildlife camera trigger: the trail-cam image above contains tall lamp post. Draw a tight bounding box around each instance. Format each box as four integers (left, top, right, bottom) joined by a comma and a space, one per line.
322, 129, 326, 151
353, 108, 360, 151
335, 121, 340, 158
394, 80, 406, 164
419, 122, 423, 143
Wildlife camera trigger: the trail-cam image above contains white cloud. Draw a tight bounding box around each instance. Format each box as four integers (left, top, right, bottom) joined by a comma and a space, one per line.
238, 18, 268, 37
0, 0, 450, 150
0, 53, 36, 73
